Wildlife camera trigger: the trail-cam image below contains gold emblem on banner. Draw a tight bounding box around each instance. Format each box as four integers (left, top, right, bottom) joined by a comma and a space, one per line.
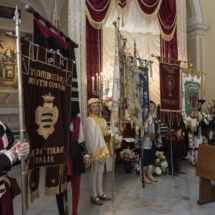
35, 93, 59, 139
166, 75, 175, 97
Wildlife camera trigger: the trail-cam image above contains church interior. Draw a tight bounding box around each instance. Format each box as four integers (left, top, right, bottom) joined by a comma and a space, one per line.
0, 0, 215, 215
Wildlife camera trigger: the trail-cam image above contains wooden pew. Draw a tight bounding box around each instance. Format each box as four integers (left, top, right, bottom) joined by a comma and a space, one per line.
196, 144, 215, 205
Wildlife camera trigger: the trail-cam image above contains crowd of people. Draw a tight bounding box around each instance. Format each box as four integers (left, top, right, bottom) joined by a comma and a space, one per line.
1, 98, 215, 215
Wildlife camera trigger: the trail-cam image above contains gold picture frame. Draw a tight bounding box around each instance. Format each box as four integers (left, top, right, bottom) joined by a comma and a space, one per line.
0, 29, 32, 89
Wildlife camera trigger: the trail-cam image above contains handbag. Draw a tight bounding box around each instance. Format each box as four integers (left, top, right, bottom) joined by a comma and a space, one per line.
7, 175, 21, 199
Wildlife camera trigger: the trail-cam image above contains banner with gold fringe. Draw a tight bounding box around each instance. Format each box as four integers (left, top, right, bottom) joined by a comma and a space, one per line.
21, 38, 73, 169
181, 68, 202, 132
159, 61, 181, 112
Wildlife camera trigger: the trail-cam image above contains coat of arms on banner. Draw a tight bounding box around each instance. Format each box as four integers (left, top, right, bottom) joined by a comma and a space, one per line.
182, 69, 202, 131
185, 81, 200, 118
35, 93, 59, 139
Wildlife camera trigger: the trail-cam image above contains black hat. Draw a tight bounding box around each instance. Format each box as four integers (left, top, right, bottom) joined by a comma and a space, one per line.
198, 99, 206, 105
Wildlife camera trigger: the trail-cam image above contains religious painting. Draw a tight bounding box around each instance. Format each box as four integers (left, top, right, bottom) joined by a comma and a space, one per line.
0, 5, 21, 19
0, 29, 32, 89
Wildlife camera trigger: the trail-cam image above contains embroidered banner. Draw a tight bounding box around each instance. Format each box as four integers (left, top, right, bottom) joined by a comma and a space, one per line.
21, 38, 73, 169
181, 68, 201, 131
159, 62, 181, 112
110, 25, 125, 134
129, 65, 150, 129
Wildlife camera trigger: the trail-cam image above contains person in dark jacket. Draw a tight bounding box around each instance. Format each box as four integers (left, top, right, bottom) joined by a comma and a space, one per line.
165, 114, 185, 176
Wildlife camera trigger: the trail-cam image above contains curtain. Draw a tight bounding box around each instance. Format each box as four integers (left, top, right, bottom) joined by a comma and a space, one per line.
86, 17, 102, 100
134, 0, 162, 19
86, 0, 113, 29
160, 30, 178, 62
157, 0, 177, 41
134, 0, 176, 41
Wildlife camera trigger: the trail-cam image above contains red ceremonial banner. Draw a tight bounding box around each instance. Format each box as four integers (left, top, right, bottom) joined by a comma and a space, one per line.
159, 62, 181, 112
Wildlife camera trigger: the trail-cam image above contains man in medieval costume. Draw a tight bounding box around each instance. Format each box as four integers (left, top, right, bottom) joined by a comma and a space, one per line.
192, 99, 206, 161
0, 121, 30, 215
166, 113, 185, 176
83, 98, 113, 205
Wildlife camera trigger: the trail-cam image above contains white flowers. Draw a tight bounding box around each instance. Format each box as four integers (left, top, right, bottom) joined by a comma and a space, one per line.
120, 148, 138, 159
154, 151, 168, 176
114, 134, 123, 149
161, 161, 168, 168
154, 167, 162, 175
134, 150, 168, 176
106, 101, 112, 111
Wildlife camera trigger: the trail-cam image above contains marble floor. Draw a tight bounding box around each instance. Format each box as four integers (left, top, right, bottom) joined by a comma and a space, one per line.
10, 161, 214, 215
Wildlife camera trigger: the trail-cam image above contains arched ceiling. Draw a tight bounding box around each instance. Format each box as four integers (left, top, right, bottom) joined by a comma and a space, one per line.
17, 0, 68, 33
18, 0, 65, 20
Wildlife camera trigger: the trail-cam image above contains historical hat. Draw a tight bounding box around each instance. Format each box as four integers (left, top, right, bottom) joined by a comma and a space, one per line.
88, 98, 100, 106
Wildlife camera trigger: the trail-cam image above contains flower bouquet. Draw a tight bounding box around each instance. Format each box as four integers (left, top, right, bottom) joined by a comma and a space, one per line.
113, 133, 123, 149
119, 148, 136, 161
106, 100, 112, 111
133, 151, 168, 176
120, 148, 139, 173
153, 151, 168, 176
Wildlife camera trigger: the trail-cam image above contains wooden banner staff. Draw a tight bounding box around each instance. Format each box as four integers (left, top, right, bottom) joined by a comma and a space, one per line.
151, 54, 186, 64
52, 1, 70, 213
5, 6, 27, 215
24, 4, 78, 48
133, 39, 145, 188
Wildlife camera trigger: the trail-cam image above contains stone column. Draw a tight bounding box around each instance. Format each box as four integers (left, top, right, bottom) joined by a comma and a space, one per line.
68, 0, 88, 119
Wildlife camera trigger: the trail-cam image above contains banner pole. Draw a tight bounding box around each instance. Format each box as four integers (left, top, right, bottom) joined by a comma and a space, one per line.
64, 189, 68, 215
111, 137, 115, 202
138, 131, 145, 188
170, 123, 174, 178
14, 6, 27, 215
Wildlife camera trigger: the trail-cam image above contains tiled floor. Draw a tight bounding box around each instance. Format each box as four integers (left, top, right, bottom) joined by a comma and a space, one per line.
10, 161, 215, 215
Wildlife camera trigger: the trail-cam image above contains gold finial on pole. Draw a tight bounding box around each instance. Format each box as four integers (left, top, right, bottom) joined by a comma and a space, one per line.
53, 0, 60, 31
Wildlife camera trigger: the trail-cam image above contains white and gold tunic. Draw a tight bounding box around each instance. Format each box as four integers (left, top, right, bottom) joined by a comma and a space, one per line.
83, 114, 113, 163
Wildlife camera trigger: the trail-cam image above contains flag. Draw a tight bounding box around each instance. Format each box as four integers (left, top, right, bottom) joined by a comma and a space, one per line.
181, 68, 201, 131
159, 61, 181, 112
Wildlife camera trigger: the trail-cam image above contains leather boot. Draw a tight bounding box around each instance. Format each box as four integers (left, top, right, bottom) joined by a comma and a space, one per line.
143, 171, 151, 184
147, 167, 158, 182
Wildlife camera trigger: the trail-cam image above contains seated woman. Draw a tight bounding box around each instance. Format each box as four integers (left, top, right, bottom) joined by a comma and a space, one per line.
0, 121, 29, 215
83, 98, 113, 205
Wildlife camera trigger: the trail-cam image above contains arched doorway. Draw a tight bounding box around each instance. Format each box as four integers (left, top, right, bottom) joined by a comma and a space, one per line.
186, 0, 208, 98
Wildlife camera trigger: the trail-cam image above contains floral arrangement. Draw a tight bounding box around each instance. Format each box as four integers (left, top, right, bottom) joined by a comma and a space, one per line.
114, 133, 123, 149
105, 100, 112, 111
119, 148, 139, 161
133, 151, 168, 176
153, 151, 168, 176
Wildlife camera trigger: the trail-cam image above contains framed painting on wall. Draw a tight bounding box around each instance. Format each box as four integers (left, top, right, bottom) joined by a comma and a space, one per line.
0, 29, 32, 89
0, 5, 21, 19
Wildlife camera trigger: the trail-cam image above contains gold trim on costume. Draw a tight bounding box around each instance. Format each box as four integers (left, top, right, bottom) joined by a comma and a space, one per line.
88, 114, 113, 155
89, 145, 110, 163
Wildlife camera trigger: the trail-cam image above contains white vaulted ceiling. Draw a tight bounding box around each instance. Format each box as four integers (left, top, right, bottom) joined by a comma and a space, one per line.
0, 0, 68, 34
